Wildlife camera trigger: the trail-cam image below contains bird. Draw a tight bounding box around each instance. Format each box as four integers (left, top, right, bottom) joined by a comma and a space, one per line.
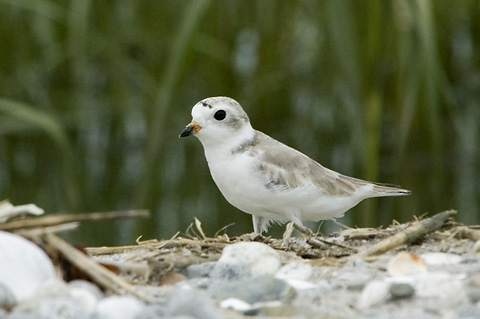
180, 97, 411, 234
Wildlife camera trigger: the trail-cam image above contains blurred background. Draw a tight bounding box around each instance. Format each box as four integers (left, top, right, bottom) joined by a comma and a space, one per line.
0, 0, 479, 246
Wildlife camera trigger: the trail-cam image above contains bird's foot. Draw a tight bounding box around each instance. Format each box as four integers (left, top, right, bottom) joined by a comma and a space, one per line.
293, 223, 316, 237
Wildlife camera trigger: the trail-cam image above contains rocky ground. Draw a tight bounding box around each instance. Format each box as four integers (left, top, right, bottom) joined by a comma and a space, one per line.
2, 210, 480, 319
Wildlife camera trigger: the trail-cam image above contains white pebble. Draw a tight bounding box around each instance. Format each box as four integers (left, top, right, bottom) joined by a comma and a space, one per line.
220, 297, 253, 312
357, 280, 390, 310
92, 295, 145, 319
0, 231, 56, 302
219, 242, 281, 276
68, 280, 103, 311
275, 262, 312, 281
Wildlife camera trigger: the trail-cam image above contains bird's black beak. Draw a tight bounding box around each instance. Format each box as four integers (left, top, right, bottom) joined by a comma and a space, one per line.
179, 121, 202, 137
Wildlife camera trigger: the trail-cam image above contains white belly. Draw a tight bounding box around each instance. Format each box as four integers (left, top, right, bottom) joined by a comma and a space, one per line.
206, 151, 368, 223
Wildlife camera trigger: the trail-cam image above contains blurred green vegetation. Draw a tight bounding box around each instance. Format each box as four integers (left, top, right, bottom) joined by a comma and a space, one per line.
0, 1, 479, 246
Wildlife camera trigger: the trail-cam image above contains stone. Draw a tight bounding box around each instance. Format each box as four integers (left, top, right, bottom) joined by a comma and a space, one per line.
220, 298, 253, 312
0, 231, 56, 302
357, 280, 390, 310
68, 280, 103, 311
208, 275, 296, 304
34, 279, 70, 300
186, 261, 250, 280
275, 262, 312, 281
166, 286, 220, 319
92, 295, 146, 319
457, 306, 480, 319
37, 298, 91, 319
219, 242, 281, 276
389, 282, 415, 299
134, 304, 168, 319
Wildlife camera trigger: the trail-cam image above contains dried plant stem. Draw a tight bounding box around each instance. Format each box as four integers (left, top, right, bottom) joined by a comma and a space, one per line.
44, 233, 154, 303
0, 210, 150, 231
354, 210, 456, 258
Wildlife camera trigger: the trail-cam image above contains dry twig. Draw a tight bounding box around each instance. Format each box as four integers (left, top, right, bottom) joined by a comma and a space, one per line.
353, 210, 456, 259
44, 233, 154, 303
0, 210, 150, 231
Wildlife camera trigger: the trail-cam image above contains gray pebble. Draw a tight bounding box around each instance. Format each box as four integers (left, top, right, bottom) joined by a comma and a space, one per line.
5, 313, 38, 319
466, 288, 480, 303
389, 282, 415, 299
36, 298, 91, 319
186, 261, 250, 280
11, 280, 72, 316
166, 287, 220, 319
208, 275, 296, 304
457, 306, 480, 319
134, 304, 168, 319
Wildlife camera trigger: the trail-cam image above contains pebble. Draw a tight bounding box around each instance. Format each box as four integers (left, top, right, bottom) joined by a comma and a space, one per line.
389, 282, 415, 299
457, 306, 480, 319
134, 305, 168, 319
36, 297, 91, 319
357, 280, 390, 310
466, 288, 480, 303
186, 261, 250, 280
219, 242, 281, 276
275, 262, 312, 281
208, 275, 296, 304
0, 231, 56, 302
166, 286, 220, 319
68, 280, 104, 311
220, 297, 253, 312
334, 269, 375, 291
34, 278, 71, 300
92, 295, 145, 319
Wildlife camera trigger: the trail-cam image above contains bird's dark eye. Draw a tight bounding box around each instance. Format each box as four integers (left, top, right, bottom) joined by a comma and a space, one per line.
214, 110, 226, 121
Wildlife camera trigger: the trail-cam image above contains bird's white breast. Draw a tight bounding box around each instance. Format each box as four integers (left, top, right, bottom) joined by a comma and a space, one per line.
204, 145, 372, 222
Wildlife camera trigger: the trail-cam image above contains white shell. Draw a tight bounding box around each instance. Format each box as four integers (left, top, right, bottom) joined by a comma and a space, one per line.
387, 251, 428, 277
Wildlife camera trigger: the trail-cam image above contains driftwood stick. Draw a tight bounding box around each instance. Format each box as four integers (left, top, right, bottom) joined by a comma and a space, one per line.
354, 210, 456, 259
44, 233, 154, 303
0, 210, 150, 231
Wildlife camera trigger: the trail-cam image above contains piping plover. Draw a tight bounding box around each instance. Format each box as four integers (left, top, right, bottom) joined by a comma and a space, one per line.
180, 97, 411, 234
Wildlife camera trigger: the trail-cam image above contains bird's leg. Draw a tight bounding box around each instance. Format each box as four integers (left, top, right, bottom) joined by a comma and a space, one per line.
282, 222, 295, 247
252, 215, 267, 235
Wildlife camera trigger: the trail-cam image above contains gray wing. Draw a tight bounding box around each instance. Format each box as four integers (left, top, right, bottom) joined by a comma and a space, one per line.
241, 131, 361, 196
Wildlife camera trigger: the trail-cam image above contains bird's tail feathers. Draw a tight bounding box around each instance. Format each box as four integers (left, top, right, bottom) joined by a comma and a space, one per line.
372, 182, 411, 196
